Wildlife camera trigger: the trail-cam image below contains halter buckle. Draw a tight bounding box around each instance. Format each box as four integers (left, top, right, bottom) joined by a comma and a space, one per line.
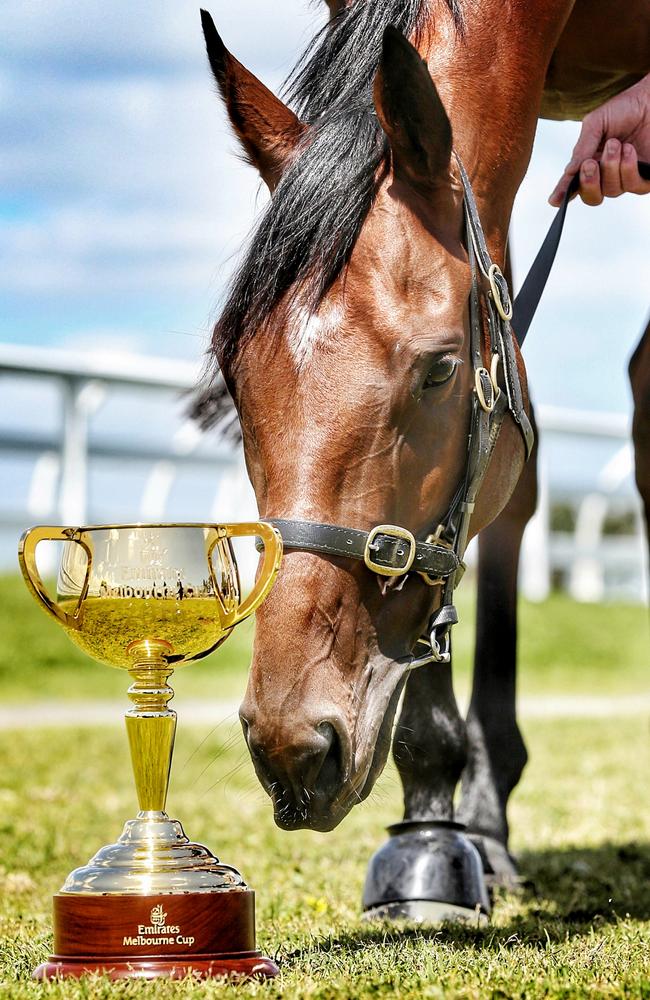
488, 263, 513, 322
363, 524, 416, 577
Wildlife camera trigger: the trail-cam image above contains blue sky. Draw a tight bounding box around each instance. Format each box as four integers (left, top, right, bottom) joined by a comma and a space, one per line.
1, 0, 648, 413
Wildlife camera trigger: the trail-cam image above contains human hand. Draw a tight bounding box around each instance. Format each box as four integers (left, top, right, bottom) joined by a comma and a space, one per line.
549, 73, 650, 206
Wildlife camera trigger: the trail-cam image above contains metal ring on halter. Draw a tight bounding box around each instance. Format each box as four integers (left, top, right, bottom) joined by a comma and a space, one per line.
475, 367, 496, 413
418, 529, 449, 587
407, 628, 451, 669
429, 628, 451, 664
490, 351, 501, 391
488, 263, 513, 322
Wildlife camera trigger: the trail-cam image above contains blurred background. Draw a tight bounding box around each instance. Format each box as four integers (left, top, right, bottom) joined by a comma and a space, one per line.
0, 0, 648, 602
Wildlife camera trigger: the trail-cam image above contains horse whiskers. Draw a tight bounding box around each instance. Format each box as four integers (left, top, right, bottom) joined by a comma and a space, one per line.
266, 777, 314, 825
178, 716, 236, 774
393, 739, 415, 762
395, 724, 416, 735
200, 751, 250, 798
188, 730, 243, 789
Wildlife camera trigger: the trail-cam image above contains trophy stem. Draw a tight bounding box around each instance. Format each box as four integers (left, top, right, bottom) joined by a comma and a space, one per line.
125, 639, 176, 814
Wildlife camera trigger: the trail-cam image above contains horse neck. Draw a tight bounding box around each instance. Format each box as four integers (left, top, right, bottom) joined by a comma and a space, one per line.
421, 1, 576, 257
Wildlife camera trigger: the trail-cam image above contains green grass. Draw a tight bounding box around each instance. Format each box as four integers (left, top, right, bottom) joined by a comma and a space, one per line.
1, 717, 650, 998
1, 574, 648, 703
0, 576, 649, 996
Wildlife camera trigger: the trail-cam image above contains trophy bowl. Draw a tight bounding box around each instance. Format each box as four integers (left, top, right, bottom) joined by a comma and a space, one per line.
18, 522, 282, 981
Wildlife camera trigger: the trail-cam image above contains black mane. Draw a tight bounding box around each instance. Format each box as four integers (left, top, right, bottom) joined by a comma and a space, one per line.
198, 0, 463, 423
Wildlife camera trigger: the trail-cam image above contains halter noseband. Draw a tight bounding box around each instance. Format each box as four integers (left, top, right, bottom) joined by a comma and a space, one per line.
261, 155, 534, 669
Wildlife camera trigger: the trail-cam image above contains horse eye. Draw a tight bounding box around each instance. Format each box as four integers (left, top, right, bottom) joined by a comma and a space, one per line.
423, 357, 458, 389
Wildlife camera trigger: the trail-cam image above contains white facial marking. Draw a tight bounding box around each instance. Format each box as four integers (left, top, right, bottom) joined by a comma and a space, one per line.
288, 302, 340, 370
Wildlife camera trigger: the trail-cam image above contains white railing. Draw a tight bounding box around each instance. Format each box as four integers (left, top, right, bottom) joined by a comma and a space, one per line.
0, 343, 245, 524
0, 343, 646, 603
520, 408, 647, 604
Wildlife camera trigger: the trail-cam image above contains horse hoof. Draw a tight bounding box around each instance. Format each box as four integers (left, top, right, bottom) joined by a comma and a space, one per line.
468, 833, 521, 889
362, 820, 491, 924
362, 899, 488, 926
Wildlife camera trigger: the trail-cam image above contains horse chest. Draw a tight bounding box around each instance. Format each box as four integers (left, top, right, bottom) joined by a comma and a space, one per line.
542, 0, 650, 121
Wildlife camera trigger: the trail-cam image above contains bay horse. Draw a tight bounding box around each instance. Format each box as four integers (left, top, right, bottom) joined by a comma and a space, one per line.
196, 0, 650, 917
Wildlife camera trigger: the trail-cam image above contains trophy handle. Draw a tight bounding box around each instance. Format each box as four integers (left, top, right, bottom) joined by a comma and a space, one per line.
210, 522, 282, 628
18, 526, 92, 630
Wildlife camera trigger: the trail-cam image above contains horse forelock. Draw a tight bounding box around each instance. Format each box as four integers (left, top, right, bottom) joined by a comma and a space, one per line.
199, 0, 464, 426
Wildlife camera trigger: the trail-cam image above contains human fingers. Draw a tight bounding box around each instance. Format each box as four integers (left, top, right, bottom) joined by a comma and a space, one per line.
549, 110, 606, 205
578, 159, 603, 206
621, 143, 650, 194
599, 138, 624, 197
548, 170, 574, 207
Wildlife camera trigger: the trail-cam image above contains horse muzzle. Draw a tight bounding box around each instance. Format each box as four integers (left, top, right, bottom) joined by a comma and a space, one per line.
240, 707, 352, 831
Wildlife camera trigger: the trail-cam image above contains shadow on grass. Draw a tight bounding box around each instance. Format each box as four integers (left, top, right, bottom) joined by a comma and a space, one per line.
517, 839, 650, 924
282, 841, 650, 965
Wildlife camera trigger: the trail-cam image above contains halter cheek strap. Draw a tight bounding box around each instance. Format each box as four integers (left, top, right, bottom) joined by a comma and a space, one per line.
263, 154, 531, 668
408, 154, 532, 667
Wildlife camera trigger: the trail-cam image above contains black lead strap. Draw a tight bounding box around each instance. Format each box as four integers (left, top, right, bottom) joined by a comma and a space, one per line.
512, 160, 650, 346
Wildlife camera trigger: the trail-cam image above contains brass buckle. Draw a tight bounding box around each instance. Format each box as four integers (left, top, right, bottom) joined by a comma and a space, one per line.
364, 524, 416, 577
488, 263, 513, 322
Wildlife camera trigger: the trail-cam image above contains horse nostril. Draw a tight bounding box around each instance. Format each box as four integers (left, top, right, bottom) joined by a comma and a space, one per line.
315, 721, 344, 797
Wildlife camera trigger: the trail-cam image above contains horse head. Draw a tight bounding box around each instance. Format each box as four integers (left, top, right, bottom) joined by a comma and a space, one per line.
199, 10, 528, 831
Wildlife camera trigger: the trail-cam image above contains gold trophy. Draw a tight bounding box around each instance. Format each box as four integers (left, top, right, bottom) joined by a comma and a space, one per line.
18, 522, 282, 981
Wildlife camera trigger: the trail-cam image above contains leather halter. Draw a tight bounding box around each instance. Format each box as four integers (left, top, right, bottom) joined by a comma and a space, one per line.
262, 156, 650, 669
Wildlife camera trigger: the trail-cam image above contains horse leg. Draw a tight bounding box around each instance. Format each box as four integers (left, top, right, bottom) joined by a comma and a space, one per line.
629, 317, 650, 544
362, 647, 491, 922
391, 660, 466, 823
456, 410, 538, 884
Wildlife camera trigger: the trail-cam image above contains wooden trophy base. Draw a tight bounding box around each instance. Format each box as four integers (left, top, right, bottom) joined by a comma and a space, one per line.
33, 889, 279, 981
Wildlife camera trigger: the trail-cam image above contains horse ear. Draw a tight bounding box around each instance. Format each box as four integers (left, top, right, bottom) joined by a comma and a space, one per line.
201, 9, 306, 190
373, 26, 453, 192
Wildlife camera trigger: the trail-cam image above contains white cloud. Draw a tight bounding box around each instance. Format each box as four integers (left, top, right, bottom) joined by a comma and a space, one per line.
0, 2, 322, 309
58, 329, 155, 359
0, 1, 320, 78
0, 2, 648, 415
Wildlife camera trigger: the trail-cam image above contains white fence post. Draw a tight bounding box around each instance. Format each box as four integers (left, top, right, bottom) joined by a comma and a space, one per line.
520, 448, 551, 602
58, 378, 106, 525
59, 378, 88, 525
569, 493, 609, 602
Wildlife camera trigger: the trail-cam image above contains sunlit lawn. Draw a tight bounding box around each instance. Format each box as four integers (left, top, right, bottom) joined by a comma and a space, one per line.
1, 717, 650, 998
0, 575, 648, 997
